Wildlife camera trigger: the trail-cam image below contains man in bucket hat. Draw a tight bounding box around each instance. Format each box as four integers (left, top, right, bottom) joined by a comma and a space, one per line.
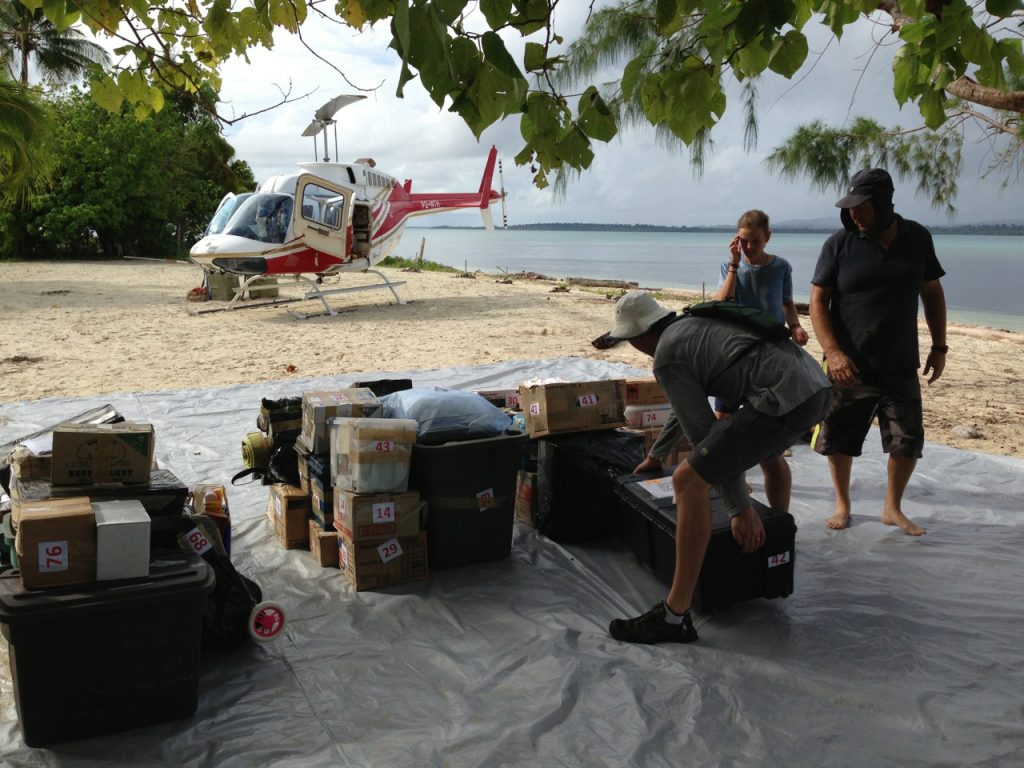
604, 291, 831, 644
809, 169, 947, 536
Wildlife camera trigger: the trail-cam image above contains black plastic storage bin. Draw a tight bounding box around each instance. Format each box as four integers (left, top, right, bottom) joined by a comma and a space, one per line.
0, 557, 214, 747
613, 474, 656, 568
617, 476, 796, 614
409, 430, 528, 569
535, 430, 646, 543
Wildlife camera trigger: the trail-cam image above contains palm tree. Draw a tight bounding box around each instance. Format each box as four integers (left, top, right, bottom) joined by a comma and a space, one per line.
0, 75, 49, 201
0, 0, 110, 86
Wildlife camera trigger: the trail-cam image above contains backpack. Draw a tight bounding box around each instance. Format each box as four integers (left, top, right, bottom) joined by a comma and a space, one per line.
233, 396, 303, 487
684, 300, 791, 342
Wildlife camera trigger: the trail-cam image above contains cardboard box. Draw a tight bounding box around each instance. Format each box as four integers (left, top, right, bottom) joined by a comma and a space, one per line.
301, 389, 382, 454
50, 423, 155, 486
309, 519, 339, 568
330, 417, 417, 493
9, 445, 51, 482
309, 473, 334, 528
514, 470, 538, 527
336, 530, 428, 591
474, 388, 521, 410
15, 496, 96, 589
94, 499, 151, 581
268, 484, 310, 549
517, 380, 628, 438
625, 377, 669, 405
334, 490, 422, 540
633, 427, 692, 468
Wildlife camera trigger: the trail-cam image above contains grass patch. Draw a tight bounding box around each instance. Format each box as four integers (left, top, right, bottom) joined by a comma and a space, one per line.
379, 255, 460, 274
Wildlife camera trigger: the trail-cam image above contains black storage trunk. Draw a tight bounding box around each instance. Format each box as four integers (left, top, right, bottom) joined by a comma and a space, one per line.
0, 557, 214, 747
409, 431, 527, 569
13, 468, 189, 550
535, 430, 646, 543
615, 476, 796, 614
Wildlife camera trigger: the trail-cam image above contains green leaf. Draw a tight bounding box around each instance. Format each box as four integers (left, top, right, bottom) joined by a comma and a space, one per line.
577, 86, 617, 142
481, 31, 523, 80
892, 48, 922, 104
985, 0, 1024, 16
91, 77, 123, 113
768, 30, 808, 77
898, 17, 933, 45
480, 0, 512, 28
523, 42, 546, 72
433, 0, 469, 25
655, 0, 678, 31
736, 35, 771, 77
918, 88, 947, 129
621, 56, 646, 101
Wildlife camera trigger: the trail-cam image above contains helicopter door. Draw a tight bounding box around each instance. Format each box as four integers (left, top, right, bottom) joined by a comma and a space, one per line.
292, 174, 354, 262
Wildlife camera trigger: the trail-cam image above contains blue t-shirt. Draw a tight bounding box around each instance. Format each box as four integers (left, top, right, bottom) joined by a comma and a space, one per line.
718, 255, 793, 322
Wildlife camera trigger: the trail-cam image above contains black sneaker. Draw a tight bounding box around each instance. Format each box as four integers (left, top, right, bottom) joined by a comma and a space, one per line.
608, 602, 698, 645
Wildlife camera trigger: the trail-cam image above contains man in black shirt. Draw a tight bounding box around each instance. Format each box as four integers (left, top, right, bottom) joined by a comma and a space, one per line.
810, 168, 947, 536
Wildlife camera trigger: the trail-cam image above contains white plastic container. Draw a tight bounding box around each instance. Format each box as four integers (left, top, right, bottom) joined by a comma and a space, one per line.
623, 403, 673, 429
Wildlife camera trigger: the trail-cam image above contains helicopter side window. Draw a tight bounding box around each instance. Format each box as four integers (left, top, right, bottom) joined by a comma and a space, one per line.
300, 183, 344, 230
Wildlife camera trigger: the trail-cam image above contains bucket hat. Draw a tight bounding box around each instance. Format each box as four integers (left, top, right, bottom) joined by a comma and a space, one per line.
835, 168, 894, 208
608, 291, 674, 339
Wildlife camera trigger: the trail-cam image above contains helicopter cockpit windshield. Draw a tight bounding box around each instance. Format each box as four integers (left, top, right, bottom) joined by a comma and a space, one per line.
205, 192, 253, 236
223, 193, 294, 244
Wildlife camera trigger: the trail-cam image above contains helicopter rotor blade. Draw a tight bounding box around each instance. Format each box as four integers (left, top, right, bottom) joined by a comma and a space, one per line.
314, 94, 367, 122
301, 119, 327, 137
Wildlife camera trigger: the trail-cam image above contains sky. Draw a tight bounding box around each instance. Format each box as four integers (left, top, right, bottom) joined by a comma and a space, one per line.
206, 5, 1021, 229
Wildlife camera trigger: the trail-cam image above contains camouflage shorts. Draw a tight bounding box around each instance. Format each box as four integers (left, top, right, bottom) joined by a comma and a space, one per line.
811, 371, 923, 458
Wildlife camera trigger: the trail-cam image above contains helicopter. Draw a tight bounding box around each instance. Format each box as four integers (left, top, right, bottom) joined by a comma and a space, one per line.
188, 94, 507, 316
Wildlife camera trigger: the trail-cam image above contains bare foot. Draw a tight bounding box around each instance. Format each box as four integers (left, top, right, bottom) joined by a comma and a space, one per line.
881, 509, 927, 536
825, 512, 851, 530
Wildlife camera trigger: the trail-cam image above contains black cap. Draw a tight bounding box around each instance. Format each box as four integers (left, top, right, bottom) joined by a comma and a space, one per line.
835, 168, 894, 208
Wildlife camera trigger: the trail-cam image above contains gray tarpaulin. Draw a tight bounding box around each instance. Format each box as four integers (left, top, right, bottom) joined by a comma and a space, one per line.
1, 357, 1022, 767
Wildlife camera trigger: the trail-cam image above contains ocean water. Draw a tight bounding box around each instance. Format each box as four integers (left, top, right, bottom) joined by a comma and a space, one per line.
402, 228, 1024, 332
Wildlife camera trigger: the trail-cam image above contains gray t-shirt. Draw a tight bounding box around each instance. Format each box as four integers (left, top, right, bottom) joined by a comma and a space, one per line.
649, 315, 830, 514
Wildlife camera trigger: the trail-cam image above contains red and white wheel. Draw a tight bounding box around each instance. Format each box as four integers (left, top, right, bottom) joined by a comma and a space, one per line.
248, 601, 286, 642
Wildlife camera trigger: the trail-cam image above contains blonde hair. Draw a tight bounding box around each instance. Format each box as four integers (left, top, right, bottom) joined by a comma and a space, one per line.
737, 210, 770, 232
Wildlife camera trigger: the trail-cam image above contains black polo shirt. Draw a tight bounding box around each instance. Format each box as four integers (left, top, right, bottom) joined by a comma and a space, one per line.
812, 216, 945, 375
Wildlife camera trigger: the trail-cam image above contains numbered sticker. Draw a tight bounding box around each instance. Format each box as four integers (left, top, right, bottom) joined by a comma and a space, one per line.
507, 393, 520, 408
184, 527, 214, 556
529, 402, 541, 416
339, 540, 349, 570
38, 540, 69, 573
372, 501, 396, 524
643, 410, 660, 425
476, 488, 496, 510
377, 538, 403, 564
373, 440, 394, 453
274, 496, 282, 519
337, 494, 347, 513
767, 551, 790, 568
576, 393, 598, 408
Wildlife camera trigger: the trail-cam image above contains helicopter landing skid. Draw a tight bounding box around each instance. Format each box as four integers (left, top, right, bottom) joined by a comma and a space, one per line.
288, 269, 407, 319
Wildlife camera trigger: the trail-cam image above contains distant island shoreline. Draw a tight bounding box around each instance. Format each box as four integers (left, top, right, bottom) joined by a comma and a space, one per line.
418, 222, 1024, 236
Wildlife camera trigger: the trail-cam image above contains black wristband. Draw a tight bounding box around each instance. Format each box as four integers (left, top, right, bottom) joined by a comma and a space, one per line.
931, 345, 948, 354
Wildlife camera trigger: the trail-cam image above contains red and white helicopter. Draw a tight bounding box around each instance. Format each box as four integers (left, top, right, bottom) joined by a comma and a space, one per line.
189, 94, 506, 316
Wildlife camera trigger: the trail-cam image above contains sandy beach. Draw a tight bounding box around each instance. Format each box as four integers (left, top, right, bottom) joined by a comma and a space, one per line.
1, 259, 1021, 458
